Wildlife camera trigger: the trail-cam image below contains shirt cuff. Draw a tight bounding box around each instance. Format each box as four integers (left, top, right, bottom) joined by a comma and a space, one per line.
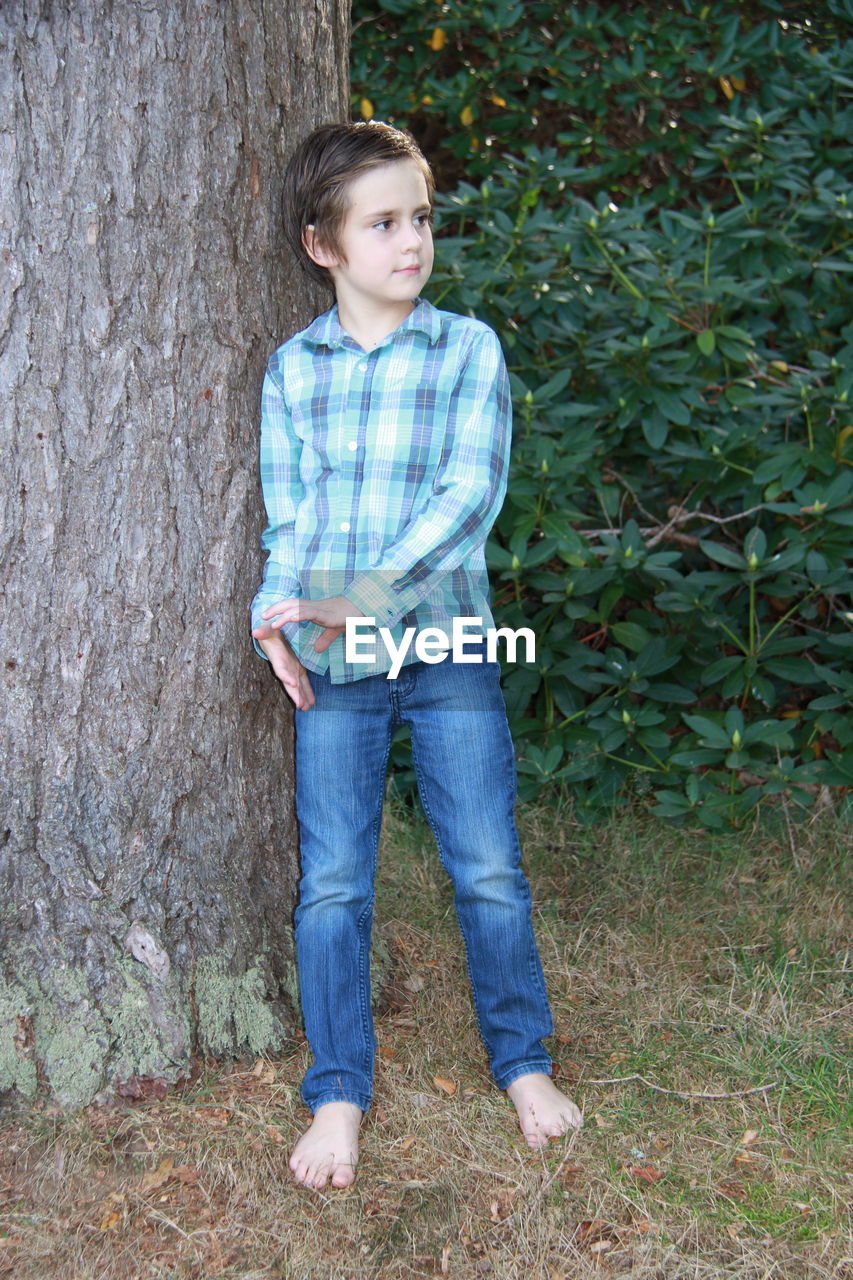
343, 573, 402, 628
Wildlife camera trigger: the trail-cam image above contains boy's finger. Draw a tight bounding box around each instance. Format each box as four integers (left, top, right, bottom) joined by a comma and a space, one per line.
261, 597, 296, 614
312, 625, 344, 653
261, 596, 322, 619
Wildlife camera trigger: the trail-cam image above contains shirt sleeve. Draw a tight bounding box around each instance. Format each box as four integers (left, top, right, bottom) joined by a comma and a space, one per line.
250, 361, 304, 660
343, 327, 512, 630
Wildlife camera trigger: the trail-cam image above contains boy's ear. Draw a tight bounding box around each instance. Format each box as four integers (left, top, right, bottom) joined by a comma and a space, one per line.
302, 224, 339, 269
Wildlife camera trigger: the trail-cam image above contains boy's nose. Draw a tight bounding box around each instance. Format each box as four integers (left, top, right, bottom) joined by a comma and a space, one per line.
401, 222, 424, 251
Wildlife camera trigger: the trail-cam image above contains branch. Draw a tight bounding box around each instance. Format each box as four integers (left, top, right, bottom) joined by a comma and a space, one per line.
586, 1073, 778, 1100
573, 501, 770, 550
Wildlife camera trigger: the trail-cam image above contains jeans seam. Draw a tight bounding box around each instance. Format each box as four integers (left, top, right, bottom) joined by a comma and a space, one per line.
353, 720, 395, 1099
408, 687, 555, 1085
410, 748, 500, 1064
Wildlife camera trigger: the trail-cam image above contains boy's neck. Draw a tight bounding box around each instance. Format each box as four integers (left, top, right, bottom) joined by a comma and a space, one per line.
334, 295, 418, 353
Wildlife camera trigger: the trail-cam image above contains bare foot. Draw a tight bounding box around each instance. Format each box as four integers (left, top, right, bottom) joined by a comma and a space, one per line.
288, 1100, 363, 1190
505, 1072, 583, 1148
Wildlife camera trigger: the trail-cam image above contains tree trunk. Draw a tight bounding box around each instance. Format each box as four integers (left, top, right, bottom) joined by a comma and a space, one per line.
0, 0, 349, 1108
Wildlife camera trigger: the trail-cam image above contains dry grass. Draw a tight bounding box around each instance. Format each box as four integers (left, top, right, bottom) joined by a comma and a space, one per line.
1, 797, 850, 1280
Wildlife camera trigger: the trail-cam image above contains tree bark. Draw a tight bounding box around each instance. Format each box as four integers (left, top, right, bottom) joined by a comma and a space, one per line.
0, 0, 349, 1108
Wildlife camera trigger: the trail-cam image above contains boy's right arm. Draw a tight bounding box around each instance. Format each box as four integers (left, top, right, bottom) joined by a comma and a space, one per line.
252, 627, 315, 711
251, 362, 314, 710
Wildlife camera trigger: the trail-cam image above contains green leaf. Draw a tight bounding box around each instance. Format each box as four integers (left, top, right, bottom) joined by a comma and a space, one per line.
653, 389, 692, 425
609, 622, 654, 652
696, 329, 716, 356
533, 367, 573, 403
700, 539, 747, 570
683, 714, 731, 746
716, 324, 754, 344
642, 413, 669, 449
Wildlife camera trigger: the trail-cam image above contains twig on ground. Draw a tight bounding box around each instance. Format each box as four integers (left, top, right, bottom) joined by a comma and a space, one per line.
586, 1074, 778, 1100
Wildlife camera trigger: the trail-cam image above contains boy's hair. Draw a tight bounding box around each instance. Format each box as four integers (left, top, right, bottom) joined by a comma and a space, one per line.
282, 121, 435, 288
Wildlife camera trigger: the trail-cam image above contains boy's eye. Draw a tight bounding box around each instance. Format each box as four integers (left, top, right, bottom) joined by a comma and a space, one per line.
372, 214, 433, 231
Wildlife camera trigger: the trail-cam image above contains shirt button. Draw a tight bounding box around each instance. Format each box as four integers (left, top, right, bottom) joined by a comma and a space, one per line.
340, 521, 350, 532
347, 441, 358, 451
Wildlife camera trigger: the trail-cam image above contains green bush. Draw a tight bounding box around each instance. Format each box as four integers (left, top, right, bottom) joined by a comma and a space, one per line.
352, 1, 853, 825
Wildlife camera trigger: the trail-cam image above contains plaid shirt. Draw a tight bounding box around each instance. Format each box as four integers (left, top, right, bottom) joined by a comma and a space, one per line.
251, 297, 512, 683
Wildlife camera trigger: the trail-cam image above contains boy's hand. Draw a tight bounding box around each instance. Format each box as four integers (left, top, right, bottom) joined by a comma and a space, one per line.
252, 627, 316, 711
259, 595, 366, 655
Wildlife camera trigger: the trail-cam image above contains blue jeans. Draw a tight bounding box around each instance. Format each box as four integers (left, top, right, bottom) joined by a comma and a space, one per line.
293, 639, 555, 1114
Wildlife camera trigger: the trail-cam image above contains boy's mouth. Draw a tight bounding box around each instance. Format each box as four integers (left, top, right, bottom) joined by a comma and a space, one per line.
395, 265, 421, 274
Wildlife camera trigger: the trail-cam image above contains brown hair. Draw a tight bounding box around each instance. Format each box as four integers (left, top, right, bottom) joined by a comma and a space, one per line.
282, 121, 435, 288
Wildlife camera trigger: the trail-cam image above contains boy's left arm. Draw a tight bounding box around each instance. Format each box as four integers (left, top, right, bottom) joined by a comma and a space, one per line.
343, 326, 511, 629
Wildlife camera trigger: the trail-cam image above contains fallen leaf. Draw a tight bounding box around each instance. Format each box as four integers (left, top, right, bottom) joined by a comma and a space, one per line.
592, 1113, 612, 1129
741, 1129, 759, 1146
196, 1107, 231, 1127
589, 1239, 613, 1254
733, 1151, 753, 1165
607, 1051, 628, 1064
114, 1076, 171, 1101
377, 1045, 396, 1060
140, 1157, 174, 1193
489, 1187, 518, 1222
433, 1076, 458, 1096
139, 1157, 197, 1192
725, 1223, 740, 1241
96, 1192, 126, 1231
440, 1240, 452, 1273
400, 1135, 416, 1152
266, 1125, 283, 1144
574, 1219, 612, 1244
716, 1179, 746, 1201
625, 1164, 664, 1185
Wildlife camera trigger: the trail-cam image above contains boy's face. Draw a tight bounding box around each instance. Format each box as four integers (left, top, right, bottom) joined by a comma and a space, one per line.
305, 159, 434, 313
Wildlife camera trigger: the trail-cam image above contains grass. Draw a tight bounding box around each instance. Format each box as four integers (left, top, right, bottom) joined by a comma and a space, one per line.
0, 795, 849, 1279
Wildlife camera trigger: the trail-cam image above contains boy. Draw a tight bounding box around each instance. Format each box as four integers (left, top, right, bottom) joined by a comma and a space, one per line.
251, 122, 582, 1192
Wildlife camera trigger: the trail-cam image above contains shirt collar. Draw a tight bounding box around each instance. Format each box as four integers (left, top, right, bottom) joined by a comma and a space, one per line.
300, 297, 442, 350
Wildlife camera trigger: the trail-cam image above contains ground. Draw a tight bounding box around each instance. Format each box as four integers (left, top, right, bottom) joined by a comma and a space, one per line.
0, 795, 848, 1279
